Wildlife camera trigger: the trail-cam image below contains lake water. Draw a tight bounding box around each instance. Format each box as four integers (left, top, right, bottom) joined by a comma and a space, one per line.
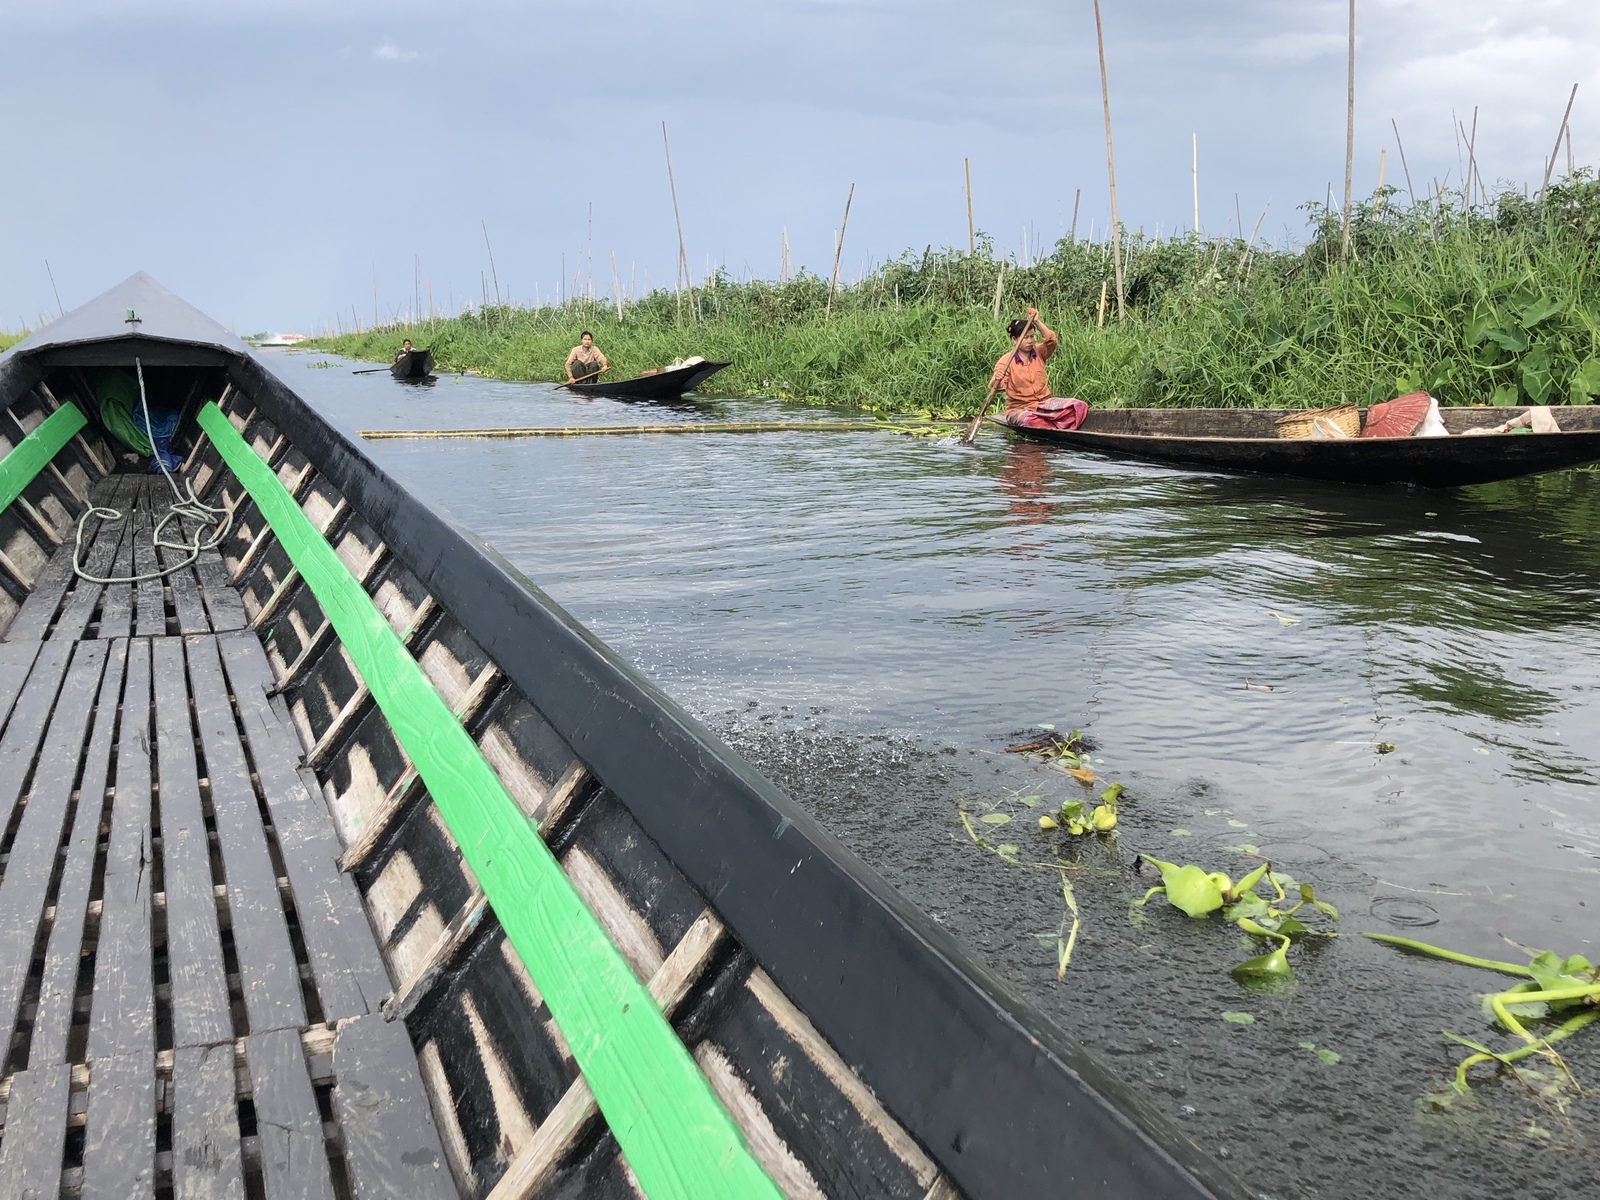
268, 350, 1599, 1200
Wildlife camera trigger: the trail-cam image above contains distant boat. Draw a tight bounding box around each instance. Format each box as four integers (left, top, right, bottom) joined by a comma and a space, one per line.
993, 406, 1600, 487
564, 358, 730, 400
391, 348, 435, 380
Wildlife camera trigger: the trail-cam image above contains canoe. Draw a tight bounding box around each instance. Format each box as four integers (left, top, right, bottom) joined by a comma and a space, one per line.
565, 359, 730, 400
0, 273, 1244, 1199
393, 347, 436, 380
993, 406, 1600, 487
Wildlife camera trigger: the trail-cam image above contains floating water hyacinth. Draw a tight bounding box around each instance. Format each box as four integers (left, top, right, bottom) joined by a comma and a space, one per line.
1365, 933, 1600, 1095
1135, 855, 1339, 985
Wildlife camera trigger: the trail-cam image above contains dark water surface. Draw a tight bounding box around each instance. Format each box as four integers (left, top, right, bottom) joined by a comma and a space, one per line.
270, 351, 1599, 1199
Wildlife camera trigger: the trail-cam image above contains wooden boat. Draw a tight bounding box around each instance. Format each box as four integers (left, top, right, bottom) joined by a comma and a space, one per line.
565, 359, 730, 400
0, 273, 1244, 1199
393, 348, 436, 380
993, 406, 1600, 487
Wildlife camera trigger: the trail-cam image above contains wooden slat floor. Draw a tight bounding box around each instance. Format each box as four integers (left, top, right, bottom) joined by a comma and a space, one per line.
0, 474, 453, 1198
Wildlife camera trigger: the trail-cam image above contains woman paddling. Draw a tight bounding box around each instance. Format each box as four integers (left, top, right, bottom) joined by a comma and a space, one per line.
988, 308, 1086, 431
564, 331, 609, 384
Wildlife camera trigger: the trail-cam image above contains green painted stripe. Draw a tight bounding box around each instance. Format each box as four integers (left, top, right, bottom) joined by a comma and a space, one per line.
196, 403, 782, 1200
0, 403, 86, 515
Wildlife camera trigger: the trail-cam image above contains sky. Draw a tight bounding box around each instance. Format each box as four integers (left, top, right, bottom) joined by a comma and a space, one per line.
2, 0, 1596, 333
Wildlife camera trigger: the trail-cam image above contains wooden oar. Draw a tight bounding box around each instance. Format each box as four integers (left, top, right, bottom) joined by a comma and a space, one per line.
352, 365, 395, 375
962, 313, 1036, 445
561, 366, 611, 388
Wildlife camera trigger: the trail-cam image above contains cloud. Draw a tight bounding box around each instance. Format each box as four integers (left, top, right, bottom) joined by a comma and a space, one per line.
373, 41, 419, 63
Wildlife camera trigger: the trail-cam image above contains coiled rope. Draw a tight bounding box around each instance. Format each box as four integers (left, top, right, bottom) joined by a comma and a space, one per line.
72, 357, 234, 584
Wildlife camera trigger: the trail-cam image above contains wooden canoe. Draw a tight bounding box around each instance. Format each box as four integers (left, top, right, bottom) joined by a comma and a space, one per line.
0, 273, 1244, 1199
564, 359, 730, 400
993, 406, 1600, 487
392, 348, 436, 380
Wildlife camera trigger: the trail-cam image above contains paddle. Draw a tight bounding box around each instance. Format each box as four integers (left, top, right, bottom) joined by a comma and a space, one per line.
962, 313, 1036, 445
562, 365, 611, 388
352, 366, 394, 375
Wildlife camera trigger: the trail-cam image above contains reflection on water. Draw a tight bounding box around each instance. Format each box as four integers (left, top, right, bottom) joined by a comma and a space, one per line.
269, 351, 1599, 1198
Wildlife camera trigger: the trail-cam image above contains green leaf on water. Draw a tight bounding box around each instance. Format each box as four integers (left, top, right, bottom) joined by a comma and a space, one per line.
996, 844, 1019, 862
1377, 741, 1396, 754
1170, 828, 1192, 837
979, 813, 1012, 825
1223, 893, 1271, 921
1037, 723, 1055, 731
1525, 1122, 1553, 1142
1016, 794, 1043, 807
1227, 819, 1249, 829
1223, 843, 1261, 856
1100, 782, 1126, 805
1221, 1011, 1255, 1025
1157, 863, 1228, 918
1299, 1040, 1340, 1063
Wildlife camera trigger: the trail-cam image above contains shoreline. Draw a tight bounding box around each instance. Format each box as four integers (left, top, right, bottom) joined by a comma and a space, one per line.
307, 181, 1599, 418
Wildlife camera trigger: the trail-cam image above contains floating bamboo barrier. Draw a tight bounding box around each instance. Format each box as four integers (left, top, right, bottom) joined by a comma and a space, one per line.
358, 421, 964, 440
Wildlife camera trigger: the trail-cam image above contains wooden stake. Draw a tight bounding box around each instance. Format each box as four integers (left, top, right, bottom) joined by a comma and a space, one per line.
991, 262, 1005, 320
482, 221, 502, 308
1465, 107, 1478, 209
1191, 133, 1199, 235
1069, 188, 1081, 241
611, 250, 623, 321
1092, 0, 1124, 319
1391, 120, 1417, 208
965, 158, 975, 255
1341, 0, 1355, 260
1541, 84, 1579, 197
1375, 148, 1387, 212
1096, 279, 1108, 328
825, 182, 855, 321
662, 121, 696, 322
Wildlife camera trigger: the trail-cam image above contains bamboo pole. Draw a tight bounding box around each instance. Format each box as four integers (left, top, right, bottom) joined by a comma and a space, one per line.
1465, 107, 1478, 209
1096, 280, 1108, 328
358, 421, 961, 440
482, 221, 502, 308
1541, 84, 1579, 197
1341, 0, 1355, 259
1191, 133, 1199, 235
1069, 188, 1081, 241
965, 158, 975, 255
662, 121, 697, 322
991, 262, 1005, 320
1391, 120, 1417, 208
611, 251, 623, 321
825, 182, 855, 321
1375, 148, 1387, 212
1091, 0, 1124, 319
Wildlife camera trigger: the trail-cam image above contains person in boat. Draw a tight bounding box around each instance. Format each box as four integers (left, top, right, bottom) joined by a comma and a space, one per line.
395, 338, 413, 363
989, 308, 1087, 430
565, 332, 609, 383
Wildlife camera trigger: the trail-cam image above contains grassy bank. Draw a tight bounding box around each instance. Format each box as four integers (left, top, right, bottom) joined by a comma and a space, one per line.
0, 331, 24, 352
311, 177, 1600, 417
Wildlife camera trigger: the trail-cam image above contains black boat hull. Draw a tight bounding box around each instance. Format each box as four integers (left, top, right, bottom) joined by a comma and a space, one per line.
566, 359, 730, 400
392, 348, 435, 380
996, 406, 1600, 487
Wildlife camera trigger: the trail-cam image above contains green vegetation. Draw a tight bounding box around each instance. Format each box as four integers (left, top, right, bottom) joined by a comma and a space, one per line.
311, 175, 1600, 416
0, 331, 24, 352
1365, 933, 1600, 1099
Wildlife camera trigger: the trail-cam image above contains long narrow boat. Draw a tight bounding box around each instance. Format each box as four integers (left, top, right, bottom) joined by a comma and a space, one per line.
0, 273, 1246, 1199
993, 406, 1600, 486
393, 348, 436, 380
565, 359, 731, 400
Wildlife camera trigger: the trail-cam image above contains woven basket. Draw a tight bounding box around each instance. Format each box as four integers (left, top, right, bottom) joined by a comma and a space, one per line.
1275, 405, 1360, 440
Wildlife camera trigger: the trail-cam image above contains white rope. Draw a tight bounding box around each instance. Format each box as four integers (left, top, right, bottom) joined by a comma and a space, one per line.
72, 357, 235, 585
